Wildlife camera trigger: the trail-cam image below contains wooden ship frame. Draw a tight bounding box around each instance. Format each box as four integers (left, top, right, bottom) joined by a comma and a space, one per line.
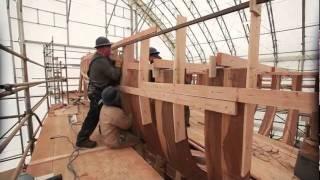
0, 0, 318, 179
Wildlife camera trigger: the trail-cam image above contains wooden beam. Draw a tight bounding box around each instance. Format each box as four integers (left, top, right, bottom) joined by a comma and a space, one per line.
258, 71, 318, 77
216, 53, 272, 72
136, 56, 301, 76
143, 82, 237, 102
258, 75, 281, 136
121, 45, 135, 85
112, 26, 157, 49
154, 69, 206, 179
205, 68, 248, 179
242, 0, 262, 177
139, 40, 152, 125
155, 82, 317, 113
208, 56, 217, 78
120, 86, 237, 115
238, 88, 316, 114
173, 15, 187, 142
127, 59, 210, 74
282, 75, 302, 145
122, 82, 317, 113
186, 63, 210, 74
126, 61, 139, 70
153, 59, 172, 69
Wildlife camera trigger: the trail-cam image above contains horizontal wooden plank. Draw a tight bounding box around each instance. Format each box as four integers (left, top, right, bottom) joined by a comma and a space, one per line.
112, 27, 158, 49
258, 71, 318, 77
216, 53, 289, 73
153, 59, 210, 74
126, 61, 139, 70
120, 86, 237, 115
153, 59, 172, 69
238, 88, 317, 113
143, 82, 237, 102
120, 83, 317, 114
216, 53, 273, 72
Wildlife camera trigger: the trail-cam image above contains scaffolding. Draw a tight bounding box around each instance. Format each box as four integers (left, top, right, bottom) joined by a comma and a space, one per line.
0, 0, 134, 175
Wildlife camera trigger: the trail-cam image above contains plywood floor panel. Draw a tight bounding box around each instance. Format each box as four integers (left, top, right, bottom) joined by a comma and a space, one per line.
27, 103, 162, 180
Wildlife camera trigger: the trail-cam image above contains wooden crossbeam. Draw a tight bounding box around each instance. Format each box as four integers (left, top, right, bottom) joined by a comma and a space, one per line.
258, 71, 318, 77
112, 27, 157, 49
123, 54, 307, 76
120, 86, 237, 115
238, 88, 316, 114
120, 83, 317, 114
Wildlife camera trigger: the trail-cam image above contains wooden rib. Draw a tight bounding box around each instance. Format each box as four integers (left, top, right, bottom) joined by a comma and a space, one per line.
205, 68, 248, 179
156, 69, 206, 179
242, 1, 261, 177
121, 67, 164, 157
282, 75, 302, 145
258, 75, 281, 136
121, 45, 135, 84
138, 39, 152, 125
173, 15, 187, 142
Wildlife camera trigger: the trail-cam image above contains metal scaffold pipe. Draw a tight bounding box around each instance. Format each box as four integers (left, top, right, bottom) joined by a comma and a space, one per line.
112, 0, 270, 49
0, 43, 44, 67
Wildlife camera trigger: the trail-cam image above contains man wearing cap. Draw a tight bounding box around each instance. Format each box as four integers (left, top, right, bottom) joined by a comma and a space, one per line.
148, 47, 190, 126
76, 37, 121, 148
99, 86, 140, 149
149, 47, 162, 64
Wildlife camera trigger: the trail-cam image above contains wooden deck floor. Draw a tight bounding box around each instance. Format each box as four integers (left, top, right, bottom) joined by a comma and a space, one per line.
25, 98, 299, 179
27, 103, 162, 180
187, 108, 299, 180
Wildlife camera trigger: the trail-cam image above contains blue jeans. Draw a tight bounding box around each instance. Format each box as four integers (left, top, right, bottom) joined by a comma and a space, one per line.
77, 91, 103, 143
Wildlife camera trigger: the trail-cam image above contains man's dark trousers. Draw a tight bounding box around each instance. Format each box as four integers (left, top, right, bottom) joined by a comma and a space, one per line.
77, 91, 103, 144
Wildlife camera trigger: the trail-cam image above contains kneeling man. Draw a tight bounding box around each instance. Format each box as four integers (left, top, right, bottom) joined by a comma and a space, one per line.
99, 86, 139, 149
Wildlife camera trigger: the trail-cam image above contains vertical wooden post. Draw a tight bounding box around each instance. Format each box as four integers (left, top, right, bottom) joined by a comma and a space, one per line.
209, 56, 217, 78
205, 67, 247, 179
242, 0, 262, 177
173, 15, 187, 142
122, 45, 134, 85
139, 40, 153, 125
282, 75, 303, 145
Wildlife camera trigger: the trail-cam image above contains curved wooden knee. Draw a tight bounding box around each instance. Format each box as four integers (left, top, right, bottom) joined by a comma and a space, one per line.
155, 70, 206, 179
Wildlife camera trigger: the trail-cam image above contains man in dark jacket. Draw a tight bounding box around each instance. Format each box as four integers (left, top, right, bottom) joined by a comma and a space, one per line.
76, 37, 121, 148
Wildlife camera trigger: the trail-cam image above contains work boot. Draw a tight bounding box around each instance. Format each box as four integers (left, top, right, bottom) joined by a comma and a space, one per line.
117, 132, 140, 149
76, 139, 97, 148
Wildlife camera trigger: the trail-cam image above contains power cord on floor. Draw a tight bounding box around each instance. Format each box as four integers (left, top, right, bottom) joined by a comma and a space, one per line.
50, 135, 81, 180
